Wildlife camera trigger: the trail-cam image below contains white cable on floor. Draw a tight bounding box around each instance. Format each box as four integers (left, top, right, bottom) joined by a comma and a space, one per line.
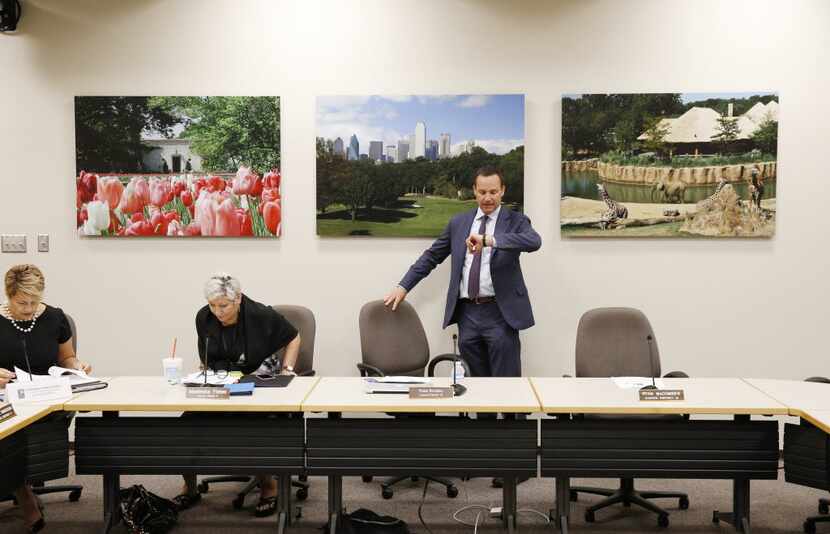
473, 510, 484, 534
517, 508, 551, 523
452, 504, 492, 527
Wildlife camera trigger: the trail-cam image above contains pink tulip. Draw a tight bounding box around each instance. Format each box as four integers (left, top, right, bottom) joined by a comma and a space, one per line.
149, 178, 173, 208
119, 178, 150, 214
97, 177, 124, 211
215, 197, 243, 236
232, 166, 260, 196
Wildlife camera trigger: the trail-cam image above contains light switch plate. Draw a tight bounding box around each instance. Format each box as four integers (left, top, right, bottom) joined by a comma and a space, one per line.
37, 234, 49, 252
1, 234, 26, 253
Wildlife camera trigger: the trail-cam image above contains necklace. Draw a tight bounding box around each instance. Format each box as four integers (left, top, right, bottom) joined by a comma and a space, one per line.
0, 303, 41, 334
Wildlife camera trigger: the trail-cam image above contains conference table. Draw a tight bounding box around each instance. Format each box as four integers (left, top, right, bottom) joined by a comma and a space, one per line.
302, 376, 540, 534
0, 404, 62, 496
65, 376, 320, 534
531, 377, 788, 534
746, 379, 830, 533
3, 375, 829, 534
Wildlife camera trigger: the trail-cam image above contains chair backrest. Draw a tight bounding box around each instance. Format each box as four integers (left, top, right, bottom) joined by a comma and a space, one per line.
65, 312, 77, 354
575, 307, 660, 378
272, 305, 316, 375
358, 300, 429, 376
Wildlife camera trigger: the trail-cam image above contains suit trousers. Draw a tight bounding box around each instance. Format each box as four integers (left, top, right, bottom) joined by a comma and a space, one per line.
457, 300, 521, 377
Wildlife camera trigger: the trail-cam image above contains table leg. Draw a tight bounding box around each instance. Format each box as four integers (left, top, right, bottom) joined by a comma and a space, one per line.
502, 475, 517, 532
554, 477, 570, 532
101, 411, 120, 534
328, 475, 342, 534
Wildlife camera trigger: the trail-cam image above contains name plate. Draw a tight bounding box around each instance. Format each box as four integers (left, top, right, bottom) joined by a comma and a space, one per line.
639, 389, 685, 401
186, 387, 230, 399
6, 377, 73, 407
409, 387, 454, 399
0, 402, 15, 423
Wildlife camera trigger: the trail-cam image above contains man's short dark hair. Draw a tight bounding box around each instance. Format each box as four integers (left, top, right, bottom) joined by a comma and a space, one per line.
473, 166, 504, 189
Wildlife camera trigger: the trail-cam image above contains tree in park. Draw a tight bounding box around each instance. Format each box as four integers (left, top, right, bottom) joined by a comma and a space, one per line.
640, 116, 671, 160
150, 96, 280, 173
75, 96, 179, 173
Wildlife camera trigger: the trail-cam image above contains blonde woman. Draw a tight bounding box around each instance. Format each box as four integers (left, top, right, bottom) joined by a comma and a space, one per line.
0, 264, 92, 532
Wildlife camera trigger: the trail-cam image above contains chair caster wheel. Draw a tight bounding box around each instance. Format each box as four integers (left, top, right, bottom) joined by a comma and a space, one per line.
381, 487, 393, 500
296, 488, 308, 501
361, 475, 373, 483
197, 482, 209, 494
805, 520, 816, 534
232, 496, 244, 509
585, 510, 595, 523
658, 514, 669, 528
712, 511, 720, 524
820, 501, 829, 515
679, 496, 689, 510
295, 506, 303, 520
491, 478, 503, 489
410, 476, 419, 482
447, 486, 459, 498
569, 490, 578, 502
69, 489, 82, 502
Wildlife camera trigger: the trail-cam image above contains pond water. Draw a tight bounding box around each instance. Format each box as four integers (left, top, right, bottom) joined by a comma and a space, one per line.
563, 170, 776, 204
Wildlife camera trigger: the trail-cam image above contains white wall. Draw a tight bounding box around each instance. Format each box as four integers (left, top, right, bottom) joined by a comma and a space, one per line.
1, 0, 828, 380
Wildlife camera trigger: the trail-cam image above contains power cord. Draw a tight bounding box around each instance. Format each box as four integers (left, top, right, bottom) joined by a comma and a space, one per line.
417, 480, 434, 534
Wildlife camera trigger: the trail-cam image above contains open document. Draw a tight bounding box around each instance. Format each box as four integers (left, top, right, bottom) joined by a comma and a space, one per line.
14, 366, 108, 392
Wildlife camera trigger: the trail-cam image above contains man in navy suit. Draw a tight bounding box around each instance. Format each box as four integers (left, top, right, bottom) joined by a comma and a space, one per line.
384, 166, 541, 377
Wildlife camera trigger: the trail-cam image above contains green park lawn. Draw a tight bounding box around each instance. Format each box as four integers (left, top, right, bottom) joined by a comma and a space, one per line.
317, 196, 479, 237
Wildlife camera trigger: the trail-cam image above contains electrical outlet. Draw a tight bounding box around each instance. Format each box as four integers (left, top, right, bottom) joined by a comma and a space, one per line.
1, 234, 26, 253
37, 234, 49, 252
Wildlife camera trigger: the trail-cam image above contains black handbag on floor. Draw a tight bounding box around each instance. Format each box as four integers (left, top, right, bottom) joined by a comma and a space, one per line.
327, 508, 411, 534
119, 485, 178, 534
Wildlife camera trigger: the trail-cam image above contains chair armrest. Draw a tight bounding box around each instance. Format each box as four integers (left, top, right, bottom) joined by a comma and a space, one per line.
663, 371, 689, 378
356, 363, 385, 377
426, 353, 470, 378
805, 376, 830, 384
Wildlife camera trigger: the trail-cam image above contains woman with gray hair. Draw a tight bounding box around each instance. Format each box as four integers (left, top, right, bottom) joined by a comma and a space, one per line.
174, 272, 300, 517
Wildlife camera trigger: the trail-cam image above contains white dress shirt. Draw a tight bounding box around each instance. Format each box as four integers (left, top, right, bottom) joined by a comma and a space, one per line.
459, 206, 500, 299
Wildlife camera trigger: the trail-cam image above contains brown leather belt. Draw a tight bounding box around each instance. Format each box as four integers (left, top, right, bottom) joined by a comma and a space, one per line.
460, 296, 496, 304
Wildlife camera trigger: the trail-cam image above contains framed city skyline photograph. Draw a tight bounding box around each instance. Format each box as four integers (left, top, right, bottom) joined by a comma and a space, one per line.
316, 94, 525, 237
561, 92, 778, 238
75, 96, 281, 237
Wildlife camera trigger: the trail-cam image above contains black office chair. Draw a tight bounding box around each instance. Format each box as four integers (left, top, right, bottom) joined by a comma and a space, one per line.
357, 300, 465, 500
1, 313, 84, 507
802, 376, 830, 534
197, 305, 316, 506
569, 307, 689, 527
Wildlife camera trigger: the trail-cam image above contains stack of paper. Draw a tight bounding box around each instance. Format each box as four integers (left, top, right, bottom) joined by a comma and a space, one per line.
182, 371, 237, 386
364, 376, 431, 394
611, 376, 666, 390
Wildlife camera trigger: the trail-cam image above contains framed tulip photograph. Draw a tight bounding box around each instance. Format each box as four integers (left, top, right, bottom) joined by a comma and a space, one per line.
74, 96, 281, 237
316, 94, 525, 237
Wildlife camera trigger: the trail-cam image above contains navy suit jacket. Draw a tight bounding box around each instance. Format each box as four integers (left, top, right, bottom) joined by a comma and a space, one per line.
399, 207, 541, 331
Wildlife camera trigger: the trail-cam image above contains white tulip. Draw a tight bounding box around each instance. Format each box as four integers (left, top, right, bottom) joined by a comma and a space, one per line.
83, 200, 110, 236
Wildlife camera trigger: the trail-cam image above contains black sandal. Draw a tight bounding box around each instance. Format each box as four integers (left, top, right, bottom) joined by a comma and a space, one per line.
172, 492, 202, 511
254, 495, 278, 517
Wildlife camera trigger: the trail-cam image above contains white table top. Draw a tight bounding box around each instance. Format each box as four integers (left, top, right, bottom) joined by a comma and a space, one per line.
744, 378, 830, 413
0, 404, 60, 440
302, 377, 540, 414
530, 377, 789, 415
63, 376, 320, 412
798, 410, 830, 434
